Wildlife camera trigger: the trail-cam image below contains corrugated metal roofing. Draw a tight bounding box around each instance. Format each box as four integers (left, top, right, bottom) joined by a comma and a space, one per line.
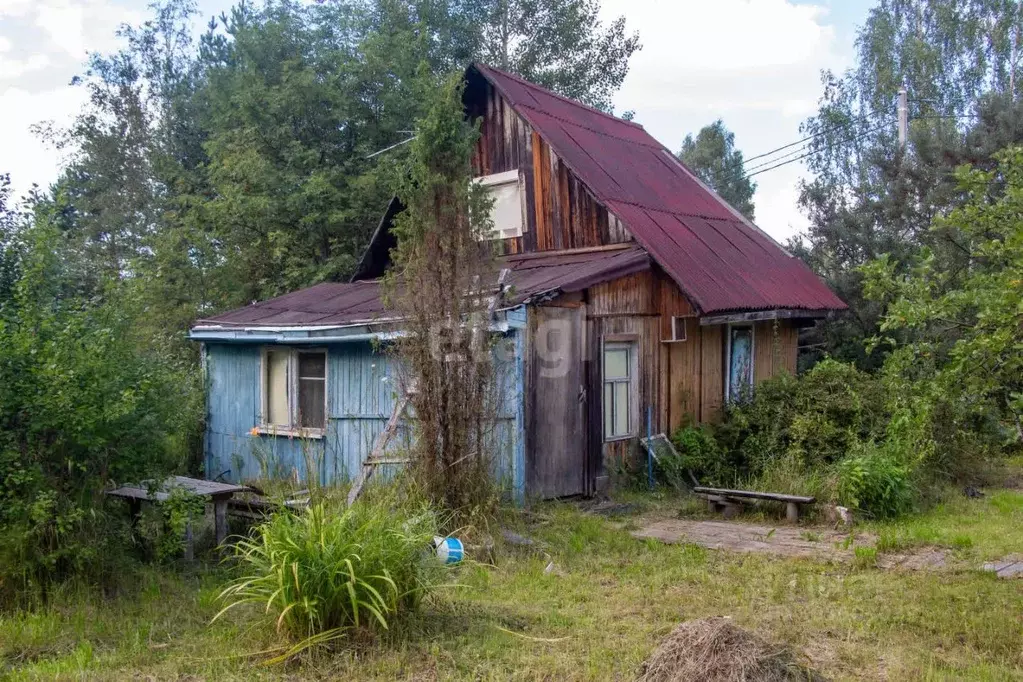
473, 64, 846, 314
194, 245, 650, 328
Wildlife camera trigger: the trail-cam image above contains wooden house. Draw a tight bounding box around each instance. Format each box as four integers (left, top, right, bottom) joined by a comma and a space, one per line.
189, 64, 845, 500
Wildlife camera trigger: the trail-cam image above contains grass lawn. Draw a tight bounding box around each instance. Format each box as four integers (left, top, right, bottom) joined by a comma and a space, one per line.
2, 485, 1022, 681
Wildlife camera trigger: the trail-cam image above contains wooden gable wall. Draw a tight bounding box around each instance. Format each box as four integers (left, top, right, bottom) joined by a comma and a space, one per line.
468, 79, 631, 254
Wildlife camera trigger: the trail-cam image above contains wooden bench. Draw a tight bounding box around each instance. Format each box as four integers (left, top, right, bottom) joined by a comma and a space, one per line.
693, 486, 815, 522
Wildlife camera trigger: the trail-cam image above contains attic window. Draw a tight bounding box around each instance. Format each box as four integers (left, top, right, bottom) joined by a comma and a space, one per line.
475, 169, 524, 239
669, 316, 688, 342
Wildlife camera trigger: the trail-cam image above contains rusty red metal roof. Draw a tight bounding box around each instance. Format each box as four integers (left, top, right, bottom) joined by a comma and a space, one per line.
195, 245, 650, 328
473, 64, 846, 314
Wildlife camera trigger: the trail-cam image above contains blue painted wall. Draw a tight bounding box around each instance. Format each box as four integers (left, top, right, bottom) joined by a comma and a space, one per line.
203, 331, 524, 499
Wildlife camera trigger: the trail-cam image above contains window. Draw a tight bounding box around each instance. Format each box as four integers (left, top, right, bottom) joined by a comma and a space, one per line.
603, 342, 634, 440
725, 325, 754, 403
475, 169, 524, 239
260, 348, 327, 435
669, 316, 688, 342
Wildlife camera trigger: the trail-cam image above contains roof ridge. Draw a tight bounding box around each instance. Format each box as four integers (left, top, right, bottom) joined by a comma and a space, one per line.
474, 63, 646, 131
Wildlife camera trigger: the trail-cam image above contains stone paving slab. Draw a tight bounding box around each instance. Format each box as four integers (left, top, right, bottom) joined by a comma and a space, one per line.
982, 554, 1023, 578
631, 519, 861, 561
631, 518, 950, 571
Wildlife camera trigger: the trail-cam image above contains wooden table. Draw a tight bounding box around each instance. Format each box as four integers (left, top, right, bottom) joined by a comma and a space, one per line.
106, 476, 254, 558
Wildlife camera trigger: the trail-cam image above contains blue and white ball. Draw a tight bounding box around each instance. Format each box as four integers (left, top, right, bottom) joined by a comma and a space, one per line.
433, 536, 464, 564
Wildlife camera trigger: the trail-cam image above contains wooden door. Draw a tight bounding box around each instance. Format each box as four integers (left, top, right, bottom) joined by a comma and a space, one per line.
529, 305, 587, 498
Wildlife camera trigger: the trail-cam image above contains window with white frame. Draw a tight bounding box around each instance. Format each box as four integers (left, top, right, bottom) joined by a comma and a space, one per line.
725, 325, 754, 403
475, 169, 524, 239
261, 347, 327, 433
603, 342, 635, 440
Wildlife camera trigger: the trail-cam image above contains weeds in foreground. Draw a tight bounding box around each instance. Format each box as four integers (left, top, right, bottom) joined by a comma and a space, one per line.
214, 497, 447, 663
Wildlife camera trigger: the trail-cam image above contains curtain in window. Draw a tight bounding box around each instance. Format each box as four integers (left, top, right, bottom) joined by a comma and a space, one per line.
728, 327, 754, 402
266, 351, 290, 427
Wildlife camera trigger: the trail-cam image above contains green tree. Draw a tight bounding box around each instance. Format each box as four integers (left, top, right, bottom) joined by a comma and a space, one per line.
471, 0, 640, 110
863, 146, 1023, 443
797, 0, 1023, 368
0, 174, 20, 303
678, 120, 756, 220
0, 217, 202, 604
387, 72, 498, 517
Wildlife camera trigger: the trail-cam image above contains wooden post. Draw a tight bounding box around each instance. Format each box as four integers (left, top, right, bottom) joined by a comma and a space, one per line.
214, 496, 229, 548
786, 502, 799, 523
183, 521, 194, 562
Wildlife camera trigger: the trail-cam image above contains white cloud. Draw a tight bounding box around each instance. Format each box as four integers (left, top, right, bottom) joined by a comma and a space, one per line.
0, 85, 87, 199
0, 0, 143, 61
600, 0, 853, 241
0, 53, 51, 80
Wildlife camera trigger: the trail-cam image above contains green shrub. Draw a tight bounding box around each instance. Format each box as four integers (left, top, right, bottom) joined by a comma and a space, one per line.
665, 425, 727, 487
215, 496, 447, 661
713, 361, 888, 479
836, 443, 914, 519
0, 223, 203, 606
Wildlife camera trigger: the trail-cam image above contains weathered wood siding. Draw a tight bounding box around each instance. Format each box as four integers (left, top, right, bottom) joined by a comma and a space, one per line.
657, 275, 800, 433
204, 339, 523, 491
469, 79, 631, 255
525, 303, 588, 497
585, 271, 660, 473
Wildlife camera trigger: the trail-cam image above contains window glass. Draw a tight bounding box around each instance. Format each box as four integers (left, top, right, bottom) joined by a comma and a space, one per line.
613, 382, 629, 436
603, 343, 633, 439
266, 350, 290, 427
604, 348, 629, 380
728, 326, 754, 402
298, 352, 327, 429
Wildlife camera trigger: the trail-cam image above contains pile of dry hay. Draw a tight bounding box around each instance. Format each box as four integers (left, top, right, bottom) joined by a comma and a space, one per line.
637, 617, 823, 682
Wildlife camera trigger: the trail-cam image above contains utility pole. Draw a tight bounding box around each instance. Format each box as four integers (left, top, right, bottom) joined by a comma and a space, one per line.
897, 87, 908, 153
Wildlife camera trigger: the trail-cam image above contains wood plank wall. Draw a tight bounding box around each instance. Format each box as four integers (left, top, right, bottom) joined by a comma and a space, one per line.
470, 79, 632, 255
586, 271, 660, 471
657, 276, 798, 433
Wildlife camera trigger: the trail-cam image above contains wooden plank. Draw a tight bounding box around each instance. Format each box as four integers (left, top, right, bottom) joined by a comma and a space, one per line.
700, 325, 724, 422
693, 486, 815, 504
347, 385, 414, 505
699, 309, 830, 326
106, 476, 252, 502
528, 305, 587, 497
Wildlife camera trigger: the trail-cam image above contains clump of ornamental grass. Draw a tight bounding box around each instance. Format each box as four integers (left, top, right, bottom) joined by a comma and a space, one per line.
213, 495, 446, 663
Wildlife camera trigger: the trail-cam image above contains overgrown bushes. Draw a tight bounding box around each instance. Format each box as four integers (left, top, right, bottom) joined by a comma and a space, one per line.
215, 495, 447, 661
0, 223, 202, 606
664, 357, 1005, 519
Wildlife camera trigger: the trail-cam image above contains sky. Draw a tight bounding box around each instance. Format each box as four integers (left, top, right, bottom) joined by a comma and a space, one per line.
0, 0, 872, 241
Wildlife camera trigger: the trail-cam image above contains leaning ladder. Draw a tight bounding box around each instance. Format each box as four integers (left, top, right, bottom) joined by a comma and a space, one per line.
346, 382, 415, 505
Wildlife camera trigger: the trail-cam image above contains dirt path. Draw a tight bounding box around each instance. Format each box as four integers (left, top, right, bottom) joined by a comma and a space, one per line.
631, 518, 950, 570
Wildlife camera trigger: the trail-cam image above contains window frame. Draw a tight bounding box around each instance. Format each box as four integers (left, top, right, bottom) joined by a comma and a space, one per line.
724, 324, 755, 403
668, 316, 689, 342
258, 346, 328, 438
602, 339, 638, 442
474, 169, 525, 240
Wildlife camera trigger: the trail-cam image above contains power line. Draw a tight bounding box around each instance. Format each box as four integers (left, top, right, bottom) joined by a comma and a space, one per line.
740, 120, 892, 179
695, 118, 894, 189
742, 116, 881, 164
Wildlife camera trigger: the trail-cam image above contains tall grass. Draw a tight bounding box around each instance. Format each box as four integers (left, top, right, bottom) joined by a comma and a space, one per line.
214, 496, 446, 661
